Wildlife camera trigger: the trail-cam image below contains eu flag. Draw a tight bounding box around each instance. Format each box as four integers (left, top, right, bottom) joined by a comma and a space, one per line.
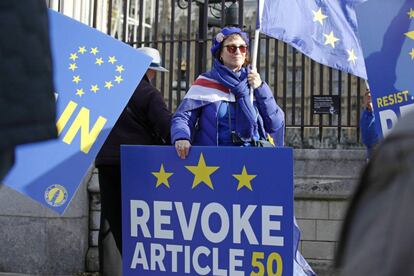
258, 0, 367, 79
4, 10, 151, 214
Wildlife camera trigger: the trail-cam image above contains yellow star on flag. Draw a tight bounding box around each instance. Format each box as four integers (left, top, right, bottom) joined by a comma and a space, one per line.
323, 31, 340, 48
406, 31, 414, 41
152, 164, 173, 188
76, 88, 85, 97
312, 8, 328, 25
408, 8, 414, 19
347, 49, 358, 65
108, 56, 117, 64
409, 48, 414, 60
90, 84, 99, 93
68, 63, 77, 71
72, 75, 81, 84
95, 57, 104, 65
114, 75, 123, 84
185, 153, 219, 190
90, 47, 99, 55
78, 46, 87, 54
116, 65, 125, 73
233, 166, 256, 191
104, 81, 113, 89
69, 53, 78, 61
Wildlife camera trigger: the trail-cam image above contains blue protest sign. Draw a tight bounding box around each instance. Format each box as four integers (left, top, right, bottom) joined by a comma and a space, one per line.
357, 0, 414, 137
121, 146, 293, 276
4, 10, 151, 214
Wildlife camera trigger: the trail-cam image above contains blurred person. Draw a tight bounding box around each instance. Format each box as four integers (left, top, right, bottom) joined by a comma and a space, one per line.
0, 0, 57, 182
336, 110, 414, 275
360, 89, 379, 160
95, 47, 171, 276
171, 27, 285, 159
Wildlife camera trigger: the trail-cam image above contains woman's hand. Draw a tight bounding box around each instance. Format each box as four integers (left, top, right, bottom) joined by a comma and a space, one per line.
175, 140, 191, 159
248, 70, 262, 90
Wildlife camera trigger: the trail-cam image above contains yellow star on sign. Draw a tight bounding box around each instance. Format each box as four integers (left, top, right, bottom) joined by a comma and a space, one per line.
312, 8, 327, 25
69, 53, 78, 61
116, 65, 125, 73
267, 134, 275, 146
406, 31, 414, 41
233, 166, 256, 191
323, 31, 340, 48
409, 48, 414, 60
185, 153, 219, 190
76, 88, 85, 97
408, 8, 414, 19
347, 48, 358, 65
90, 47, 99, 55
78, 46, 87, 54
95, 57, 104, 65
90, 84, 99, 93
108, 56, 117, 64
152, 164, 173, 188
104, 81, 113, 89
114, 75, 123, 84
68, 63, 77, 71
72, 75, 81, 84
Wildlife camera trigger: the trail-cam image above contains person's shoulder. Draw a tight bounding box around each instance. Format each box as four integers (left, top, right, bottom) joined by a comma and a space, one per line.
136, 77, 160, 94
200, 71, 213, 79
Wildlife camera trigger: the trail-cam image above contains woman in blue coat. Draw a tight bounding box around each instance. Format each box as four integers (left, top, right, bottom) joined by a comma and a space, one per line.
171, 27, 315, 275
171, 27, 285, 159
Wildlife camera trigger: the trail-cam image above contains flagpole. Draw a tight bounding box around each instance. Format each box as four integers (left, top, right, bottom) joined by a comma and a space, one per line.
250, 29, 260, 104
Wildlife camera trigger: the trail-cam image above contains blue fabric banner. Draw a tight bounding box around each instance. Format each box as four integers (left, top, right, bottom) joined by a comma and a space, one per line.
121, 146, 293, 276
356, 0, 414, 137
259, 0, 367, 79
4, 10, 151, 214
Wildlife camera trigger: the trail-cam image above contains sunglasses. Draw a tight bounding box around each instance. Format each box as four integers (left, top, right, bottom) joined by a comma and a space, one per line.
223, 44, 248, 54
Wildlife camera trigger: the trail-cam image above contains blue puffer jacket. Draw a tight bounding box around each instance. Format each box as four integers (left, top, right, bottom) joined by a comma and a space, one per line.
171, 79, 285, 146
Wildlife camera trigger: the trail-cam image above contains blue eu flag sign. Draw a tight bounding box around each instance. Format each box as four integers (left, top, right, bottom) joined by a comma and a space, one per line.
258, 0, 368, 79
121, 146, 294, 276
4, 10, 151, 214
356, 0, 414, 137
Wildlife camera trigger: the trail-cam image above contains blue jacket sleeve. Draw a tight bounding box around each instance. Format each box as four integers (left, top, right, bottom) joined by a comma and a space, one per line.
360, 109, 379, 147
171, 100, 200, 144
254, 82, 285, 146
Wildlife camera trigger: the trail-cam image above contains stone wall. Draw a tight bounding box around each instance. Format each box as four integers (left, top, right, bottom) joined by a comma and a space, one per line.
294, 149, 365, 275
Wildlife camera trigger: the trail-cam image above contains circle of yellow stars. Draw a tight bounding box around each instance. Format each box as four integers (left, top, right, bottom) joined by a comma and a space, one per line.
312, 7, 358, 66
151, 153, 258, 191
68, 46, 125, 97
